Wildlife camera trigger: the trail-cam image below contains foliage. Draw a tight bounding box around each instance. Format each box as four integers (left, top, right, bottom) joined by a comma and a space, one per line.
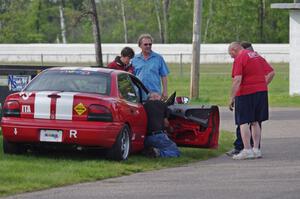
0, 0, 293, 44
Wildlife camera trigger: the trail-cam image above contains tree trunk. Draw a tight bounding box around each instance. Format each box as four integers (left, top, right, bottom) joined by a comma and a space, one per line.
258, 0, 265, 42
120, 0, 128, 43
90, 0, 103, 67
203, 0, 213, 43
190, 0, 202, 99
162, 0, 170, 43
59, 0, 67, 43
36, 0, 42, 33
154, 0, 164, 43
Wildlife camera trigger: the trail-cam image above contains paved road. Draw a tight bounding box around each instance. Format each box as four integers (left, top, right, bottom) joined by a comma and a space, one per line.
4, 107, 300, 199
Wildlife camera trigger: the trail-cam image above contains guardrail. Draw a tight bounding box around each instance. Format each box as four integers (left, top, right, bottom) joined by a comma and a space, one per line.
0, 51, 289, 68
0, 44, 290, 65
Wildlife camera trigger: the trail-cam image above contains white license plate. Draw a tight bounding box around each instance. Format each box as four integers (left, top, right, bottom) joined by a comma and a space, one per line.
40, 130, 63, 142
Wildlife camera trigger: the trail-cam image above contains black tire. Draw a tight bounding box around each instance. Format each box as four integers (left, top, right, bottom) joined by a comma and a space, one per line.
106, 125, 131, 161
3, 138, 25, 154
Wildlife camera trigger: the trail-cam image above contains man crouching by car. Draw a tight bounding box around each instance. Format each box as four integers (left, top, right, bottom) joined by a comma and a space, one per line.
143, 92, 180, 158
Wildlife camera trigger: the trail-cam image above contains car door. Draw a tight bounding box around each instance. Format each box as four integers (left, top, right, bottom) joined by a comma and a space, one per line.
117, 74, 147, 151
167, 104, 220, 149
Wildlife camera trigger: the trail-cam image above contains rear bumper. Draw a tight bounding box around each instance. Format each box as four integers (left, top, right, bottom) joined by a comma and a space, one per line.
1, 117, 123, 148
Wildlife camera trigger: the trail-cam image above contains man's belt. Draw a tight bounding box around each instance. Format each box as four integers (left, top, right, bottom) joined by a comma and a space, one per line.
148, 130, 164, 136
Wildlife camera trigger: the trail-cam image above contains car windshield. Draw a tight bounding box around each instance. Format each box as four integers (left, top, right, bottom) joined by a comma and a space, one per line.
24, 69, 110, 95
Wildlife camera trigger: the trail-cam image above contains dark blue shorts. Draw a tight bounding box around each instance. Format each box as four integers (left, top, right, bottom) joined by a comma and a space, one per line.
234, 91, 269, 125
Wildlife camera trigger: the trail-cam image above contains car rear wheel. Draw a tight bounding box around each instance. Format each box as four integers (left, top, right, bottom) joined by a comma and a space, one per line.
3, 138, 25, 154
106, 125, 131, 161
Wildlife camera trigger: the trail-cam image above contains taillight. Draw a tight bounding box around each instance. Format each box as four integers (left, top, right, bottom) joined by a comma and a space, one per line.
3, 100, 20, 117
88, 104, 113, 122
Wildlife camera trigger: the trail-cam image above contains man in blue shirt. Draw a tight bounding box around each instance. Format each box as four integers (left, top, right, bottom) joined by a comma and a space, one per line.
132, 34, 170, 99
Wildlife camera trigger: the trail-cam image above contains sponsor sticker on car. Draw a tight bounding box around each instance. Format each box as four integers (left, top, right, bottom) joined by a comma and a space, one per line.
74, 103, 86, 115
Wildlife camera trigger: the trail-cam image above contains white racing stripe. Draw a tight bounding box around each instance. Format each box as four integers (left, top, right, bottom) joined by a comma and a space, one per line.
56, 92, 77, 120
34, 91, 52, 119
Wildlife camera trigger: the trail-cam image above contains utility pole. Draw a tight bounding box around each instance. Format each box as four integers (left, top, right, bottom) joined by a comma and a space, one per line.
190, 0, 202, 99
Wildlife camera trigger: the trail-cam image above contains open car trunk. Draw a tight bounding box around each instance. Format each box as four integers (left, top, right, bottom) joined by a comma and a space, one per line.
167, 105, 220, 149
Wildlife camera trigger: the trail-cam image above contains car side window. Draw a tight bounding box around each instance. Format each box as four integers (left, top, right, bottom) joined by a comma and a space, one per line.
118, 74, 138, 103
130, 75, 149, 103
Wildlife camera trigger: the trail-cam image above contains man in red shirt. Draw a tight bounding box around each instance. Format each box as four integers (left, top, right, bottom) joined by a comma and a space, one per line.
107, 47, 134, 73
228, 42, 275, 160
226, 42, 275, 157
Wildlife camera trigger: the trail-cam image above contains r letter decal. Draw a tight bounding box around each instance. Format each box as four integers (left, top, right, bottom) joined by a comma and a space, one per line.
69, 130, 77, 138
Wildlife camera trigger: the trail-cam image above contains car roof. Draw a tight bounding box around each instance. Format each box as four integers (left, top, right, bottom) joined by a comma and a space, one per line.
46, 66, 127, 75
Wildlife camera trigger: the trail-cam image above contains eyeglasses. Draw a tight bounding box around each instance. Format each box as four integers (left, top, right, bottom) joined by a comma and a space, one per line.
143, 43, 152, 46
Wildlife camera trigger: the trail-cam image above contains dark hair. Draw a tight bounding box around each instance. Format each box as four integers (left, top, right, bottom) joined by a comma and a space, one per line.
240, 41, 254, 51
121, 47, 135, 59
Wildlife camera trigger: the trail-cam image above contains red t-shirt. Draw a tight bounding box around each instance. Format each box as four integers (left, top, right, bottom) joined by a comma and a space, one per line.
232, 50, 274, 96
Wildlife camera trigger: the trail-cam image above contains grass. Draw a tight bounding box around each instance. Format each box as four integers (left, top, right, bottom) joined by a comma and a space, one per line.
168, 63, 300, 107
0, 131, 234, 197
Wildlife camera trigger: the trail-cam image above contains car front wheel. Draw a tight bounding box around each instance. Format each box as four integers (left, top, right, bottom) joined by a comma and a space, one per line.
106, 125, 131, 161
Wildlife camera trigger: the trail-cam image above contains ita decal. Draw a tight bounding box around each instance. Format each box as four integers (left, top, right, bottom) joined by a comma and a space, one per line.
74, 103, 87, 115
22, 105, 31, 113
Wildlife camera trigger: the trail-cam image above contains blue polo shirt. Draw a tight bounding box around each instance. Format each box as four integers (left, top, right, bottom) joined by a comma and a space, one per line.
132, 51, 169, 93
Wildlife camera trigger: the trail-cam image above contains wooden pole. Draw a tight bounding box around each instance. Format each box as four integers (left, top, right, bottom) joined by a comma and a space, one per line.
190, 0, 202, 99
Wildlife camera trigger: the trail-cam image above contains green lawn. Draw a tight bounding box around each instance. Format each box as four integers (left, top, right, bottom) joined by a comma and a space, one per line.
0, 132, 234, 197
168, 63, 300, 107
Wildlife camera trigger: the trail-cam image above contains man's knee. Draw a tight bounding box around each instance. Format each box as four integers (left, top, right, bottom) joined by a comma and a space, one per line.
250, 121, 259, 126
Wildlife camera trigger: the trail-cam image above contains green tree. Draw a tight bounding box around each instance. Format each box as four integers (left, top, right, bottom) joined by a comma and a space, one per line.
0, 0, 293, 44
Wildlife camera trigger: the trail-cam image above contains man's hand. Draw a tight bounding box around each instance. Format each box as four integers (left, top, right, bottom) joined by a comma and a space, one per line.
229, 98, 234, 111
162, 91, 168, 101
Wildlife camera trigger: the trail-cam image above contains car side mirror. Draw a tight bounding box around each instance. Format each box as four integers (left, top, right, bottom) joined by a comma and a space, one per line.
175, 97, 189, 104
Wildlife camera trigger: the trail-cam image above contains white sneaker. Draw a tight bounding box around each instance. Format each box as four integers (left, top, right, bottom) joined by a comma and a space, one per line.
253, 148, 262, 158
232, 149, 254, 160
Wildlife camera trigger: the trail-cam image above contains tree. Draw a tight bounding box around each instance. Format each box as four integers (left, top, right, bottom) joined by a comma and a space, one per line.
154, 0, 164, 43
0, 0, 293, 44
203, 0, 213, 43
59, 0, 67, 43
168, 0, 193, 43
162, 0, 170, 43
89, 0, 103, 66
120, 0, 128, 43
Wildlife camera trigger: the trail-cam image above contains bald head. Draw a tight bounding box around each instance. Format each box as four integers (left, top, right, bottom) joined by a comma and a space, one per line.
148, 92, 162, 100
228, 42, 243, 58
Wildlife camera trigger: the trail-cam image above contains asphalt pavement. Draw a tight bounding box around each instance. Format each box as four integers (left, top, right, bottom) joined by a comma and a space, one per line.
3, 107, 300, 199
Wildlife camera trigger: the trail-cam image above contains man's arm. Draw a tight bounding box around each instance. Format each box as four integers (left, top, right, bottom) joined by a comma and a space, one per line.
265, 70, 275, 85
229, 75, 242, 111
161, 76, 168, 100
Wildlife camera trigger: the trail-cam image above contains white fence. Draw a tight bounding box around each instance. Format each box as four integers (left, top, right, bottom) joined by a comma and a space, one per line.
0, 43, 289, 65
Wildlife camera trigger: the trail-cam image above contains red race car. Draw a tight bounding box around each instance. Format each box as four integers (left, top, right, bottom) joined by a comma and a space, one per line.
1, 67, 219, 160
